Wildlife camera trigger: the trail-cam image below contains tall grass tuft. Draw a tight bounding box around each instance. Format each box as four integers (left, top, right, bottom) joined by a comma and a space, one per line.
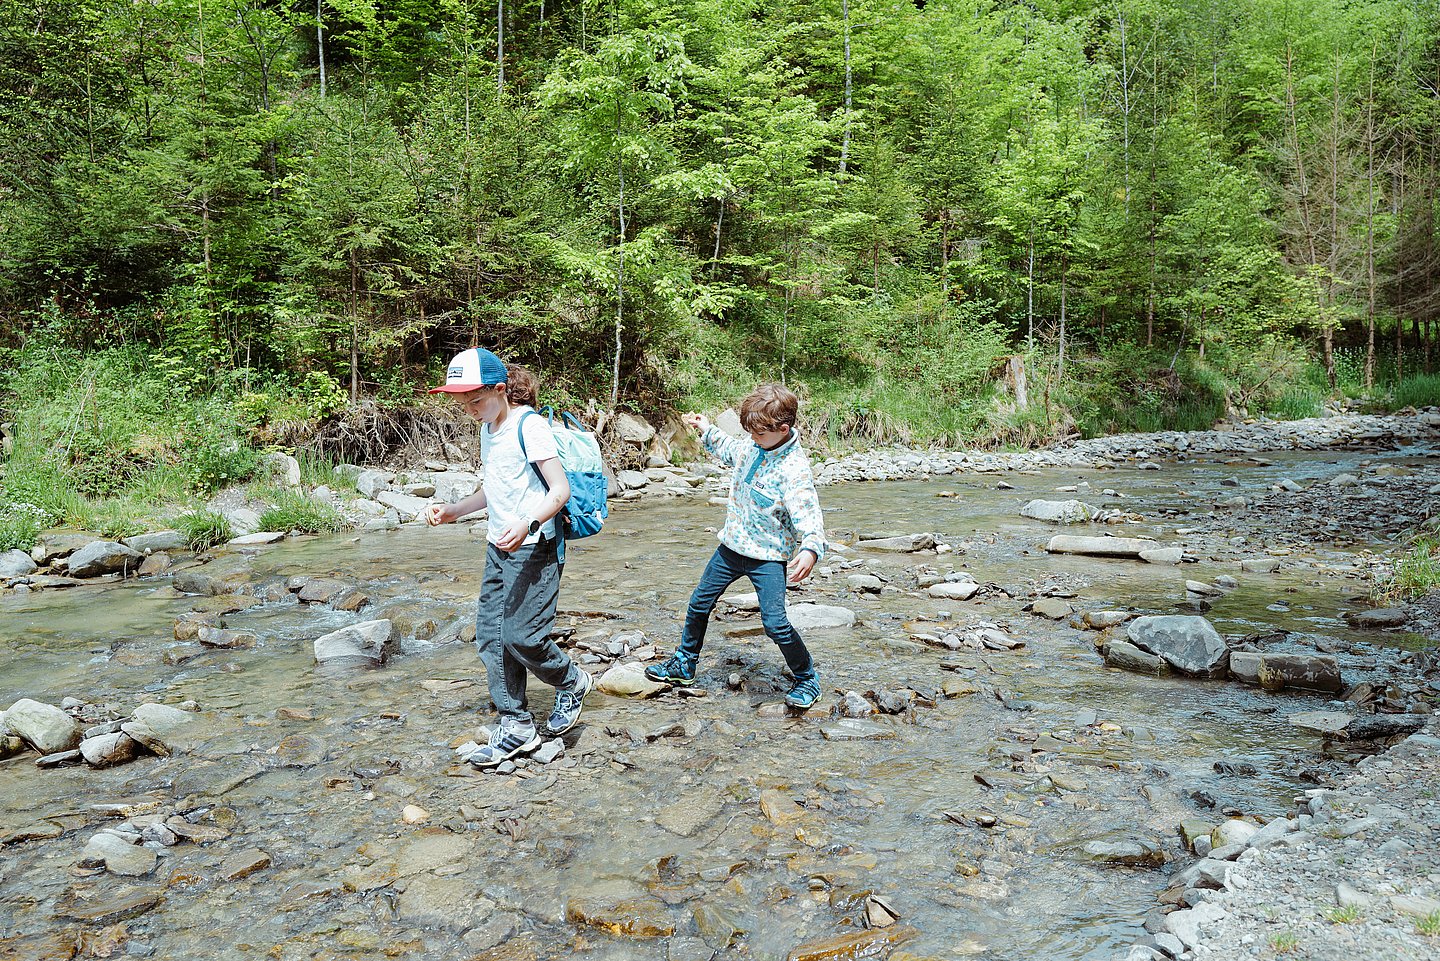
1373, 533, 1440, 604
175, 510, 234, 550
256, 491, 346, 535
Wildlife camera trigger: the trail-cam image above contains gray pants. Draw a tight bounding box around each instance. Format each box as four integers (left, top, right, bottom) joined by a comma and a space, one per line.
474, 536, 576, 725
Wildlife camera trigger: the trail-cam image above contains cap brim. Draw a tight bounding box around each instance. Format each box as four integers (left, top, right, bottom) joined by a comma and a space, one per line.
428, 384, 485, 394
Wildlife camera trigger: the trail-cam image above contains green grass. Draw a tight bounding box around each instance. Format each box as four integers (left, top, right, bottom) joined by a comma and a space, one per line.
1326, 904, 1362, 924
255, 490, 346, 535
1269, 930, 1300, 954
1391, 373, 1440, 409
1419, 911, 1440, 937
1373, 533, 1440, 603
174, 510, 234, 550
1264, 383, 1325, 420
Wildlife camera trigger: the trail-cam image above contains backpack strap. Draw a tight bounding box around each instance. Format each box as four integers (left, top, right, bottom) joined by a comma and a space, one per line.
515, 410, 566, 562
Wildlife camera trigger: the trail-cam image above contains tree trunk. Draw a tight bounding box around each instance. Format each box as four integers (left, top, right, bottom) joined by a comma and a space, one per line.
611, 96, 625, 410
497, 0, 505, 96
839, 0, 852, 174
317, 0, 326, 97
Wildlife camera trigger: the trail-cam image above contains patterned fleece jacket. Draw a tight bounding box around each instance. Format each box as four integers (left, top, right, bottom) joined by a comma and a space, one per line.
701, 424, 827, 563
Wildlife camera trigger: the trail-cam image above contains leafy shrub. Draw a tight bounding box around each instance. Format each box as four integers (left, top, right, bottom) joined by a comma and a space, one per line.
256, 491, 346, 534
174, 510, 234, 550
0, 501, 46, 552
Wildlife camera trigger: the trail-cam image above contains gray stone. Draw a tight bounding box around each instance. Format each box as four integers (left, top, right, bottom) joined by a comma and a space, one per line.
820, 719, 895, 740
432, 471, 482, 503
131, 702, 199, 737
80, 732, 138, 767
847, 574, 883, 593
1126, 615, 1227, 676
838, 691, 875, 717
1255, 653, 1342, 693
313, 619, 395, 664
4, 698, 80, 754
1239, 557, 1282, 573
614, 412, 657, 443
122, 530, 187, 554
0, 549, 37, 576
82, 833, 158, 877
928, 581, 979, 601
619, 469, 650, 490
1031, 597, 1073, 619
1228, 650, 1261, 684
65, 540, 142, 578
260, 452, 302, 487
1139, 547, 1184, 565
228, 531, 285, 546
375, 490, 429, 520
1103, 640, 1171, 676
355, 469, 393, 497
1020, 499, 1099, 524
1083, 610, 1133, 630
786, 604, 856, 630
1082, 838, 1164, 867
1344, 608, 1407, 629
1163, 901, 1227, 950
857, 533, 936, 552
597, 663, 669, 698
1288, 710, 1353, 736
1046, 535, 1162, 558
224, 507, 262, 536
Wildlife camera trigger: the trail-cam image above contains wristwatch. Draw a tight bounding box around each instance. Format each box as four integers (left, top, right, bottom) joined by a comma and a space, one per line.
527, 518, 542, 536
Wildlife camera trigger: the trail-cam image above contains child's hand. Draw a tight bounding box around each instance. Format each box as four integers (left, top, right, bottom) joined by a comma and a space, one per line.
682, 412, 710, 433
787, 550, 817, 584
423, 504, 451, 526
495, 520, 529, 552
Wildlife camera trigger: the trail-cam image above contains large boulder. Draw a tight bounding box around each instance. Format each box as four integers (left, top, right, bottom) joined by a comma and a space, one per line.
0, 549, 38, 577
1126, 615, 1227, 676
1046, 535, 1161, 558
1020, 499, 1099, 524
1102, 640, 1171, 676
1255, 653, 1343, 693
375, 491, 430, 520
354, 469, 393, 497
259, 452, 302, 488
5, 698, 81, 754
64, 541, 142, 578
613, 412, 657, 445
314, 620, 395, 664
431, 471, 482, 504
121, 531, 187, 554
597, 663, 668, 698
857, 534, 935, 553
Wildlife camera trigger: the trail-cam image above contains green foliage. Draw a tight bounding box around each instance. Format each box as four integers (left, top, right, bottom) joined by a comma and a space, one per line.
1418, 911, 1440, 937
174, 510, 235, 551
0, 501, 45, 552
1326, 904, 1363, 924
255, 491, 346, 535
1390, 374, 1440, 410
1269, 931, 1300, 954
1373, 533, 1440, 604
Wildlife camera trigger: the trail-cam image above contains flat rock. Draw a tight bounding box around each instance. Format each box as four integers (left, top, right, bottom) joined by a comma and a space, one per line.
1239, 557, 1282, 573
1082, 838, 1164, 867
857, 533, 935, 552
1046, 535, 1159, 558
785, 925, 919, 961
1031, 596, 1073, 619
1255, 652, 1342, 693
227, 531, 285, 546
1083, 610, 1133, 630
565, 895, 674, 937
1020, 499, 1099, 524
1103, 640, 1170, 676
928, 581, 979, 601
1139, 547, 1184, 564
130, 702, 198, 737
787, 604, 856, 630
1288, 710, 1353, 736
54, 885, 164, 924
375, 490, 430, 519
1344, 608, 1407, 629
216, 848, 272, 881
82, 833, 158, 876
820, 719, 895, 741
0, 549, 38, 576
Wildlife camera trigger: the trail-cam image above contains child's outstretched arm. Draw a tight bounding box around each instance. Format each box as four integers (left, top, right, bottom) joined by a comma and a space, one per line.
685, 412, 742, 468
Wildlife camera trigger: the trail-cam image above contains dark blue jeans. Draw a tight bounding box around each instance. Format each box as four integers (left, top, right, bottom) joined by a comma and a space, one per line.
678, 544, 816, 681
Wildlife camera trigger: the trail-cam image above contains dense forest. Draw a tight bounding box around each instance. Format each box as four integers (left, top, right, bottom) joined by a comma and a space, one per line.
1, 0, 1439, 541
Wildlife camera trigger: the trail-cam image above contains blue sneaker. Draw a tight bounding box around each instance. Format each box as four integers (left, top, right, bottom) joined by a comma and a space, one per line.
644, 653, 697, 685
468, 718, 541, 767
784, 675, 822, 710
542, 668, 593, 736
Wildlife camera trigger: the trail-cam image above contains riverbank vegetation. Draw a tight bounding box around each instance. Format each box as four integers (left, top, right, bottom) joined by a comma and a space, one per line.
2, 0, 1439, 545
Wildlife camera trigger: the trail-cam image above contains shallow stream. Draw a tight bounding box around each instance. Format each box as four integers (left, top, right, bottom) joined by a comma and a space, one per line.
1, 445, 1434, 960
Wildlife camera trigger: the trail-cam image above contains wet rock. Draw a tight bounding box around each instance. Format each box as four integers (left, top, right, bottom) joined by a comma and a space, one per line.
137, 553, 172, 576
857, 533, 935, 553
297, 578, 351, 604
5, 698, 80, 754
1255, 653, 1343, 693
1288, 710, 1353, 736
1227, 650, 1261, 684
820, 719, 895, 741
197, 626, 257, 649
565, 895, 675, 937
228, 531, 285, 546
1344, 608, 1407, 629
1083, 610, 1133, 630
1020, 499, 1099, 524
1125, 615, 1227, 676
787, 604, 856, 630
54, 885, 164, 924
273, 733, 327, 767
927, 582, 979, 601
692, 901, 747, 945
784, 924, 919, 961
376, 490, 429, 519
0, 549, 38, 576
942, 678, 979, 698
874, 690, 913, 714
1139, 547, 1184, 564
1082, 838, 1164, 867
396, 873, 494, 931
1102, 640, 1170, 676
217, 848, 272, 881
80, 732, 139, 767
131, 702, 198, 737
313, 619, 395, 664
35, 748, 83, 768
760, 788, 804, 825
1046, 535, 1162, 558
1031, 597, 1073, 619
82, 832, 158, 876
1342, 714, 1428, 741
597, 663, 669, 698
837, 692, 875, 718
65, 540, 142, 578
847, 574, 883, 593
657, 790, 723, 837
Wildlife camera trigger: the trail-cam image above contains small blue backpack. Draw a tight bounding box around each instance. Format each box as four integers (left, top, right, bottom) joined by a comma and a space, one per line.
517, 408, 609, 542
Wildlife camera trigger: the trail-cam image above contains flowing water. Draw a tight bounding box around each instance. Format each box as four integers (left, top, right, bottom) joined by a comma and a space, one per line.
1, 447, 1433, 961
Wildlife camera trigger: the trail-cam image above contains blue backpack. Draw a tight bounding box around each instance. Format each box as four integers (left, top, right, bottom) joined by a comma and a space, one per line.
517, 408, 609, 544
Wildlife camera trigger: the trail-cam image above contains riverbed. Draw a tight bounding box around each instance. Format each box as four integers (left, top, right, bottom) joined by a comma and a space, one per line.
2, 443, 1435, 961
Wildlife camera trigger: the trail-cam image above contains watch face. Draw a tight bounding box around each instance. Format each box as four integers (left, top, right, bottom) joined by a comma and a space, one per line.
529, 519, 541, 535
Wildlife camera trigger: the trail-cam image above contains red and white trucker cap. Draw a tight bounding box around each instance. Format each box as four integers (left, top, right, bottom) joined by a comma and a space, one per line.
429, 347, 509, 393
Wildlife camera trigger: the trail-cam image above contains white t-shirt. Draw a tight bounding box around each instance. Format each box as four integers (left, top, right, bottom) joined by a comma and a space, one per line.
480, 406, 559, 546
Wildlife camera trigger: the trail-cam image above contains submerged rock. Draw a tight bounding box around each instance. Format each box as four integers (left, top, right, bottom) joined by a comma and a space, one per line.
784, 925, 919, 961
313, 619, 395, 664
565, 895, 675, 937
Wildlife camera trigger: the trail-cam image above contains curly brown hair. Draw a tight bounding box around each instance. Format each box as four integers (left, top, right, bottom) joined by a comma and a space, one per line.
739, 382, 799, 431
504, 364, 539, 407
